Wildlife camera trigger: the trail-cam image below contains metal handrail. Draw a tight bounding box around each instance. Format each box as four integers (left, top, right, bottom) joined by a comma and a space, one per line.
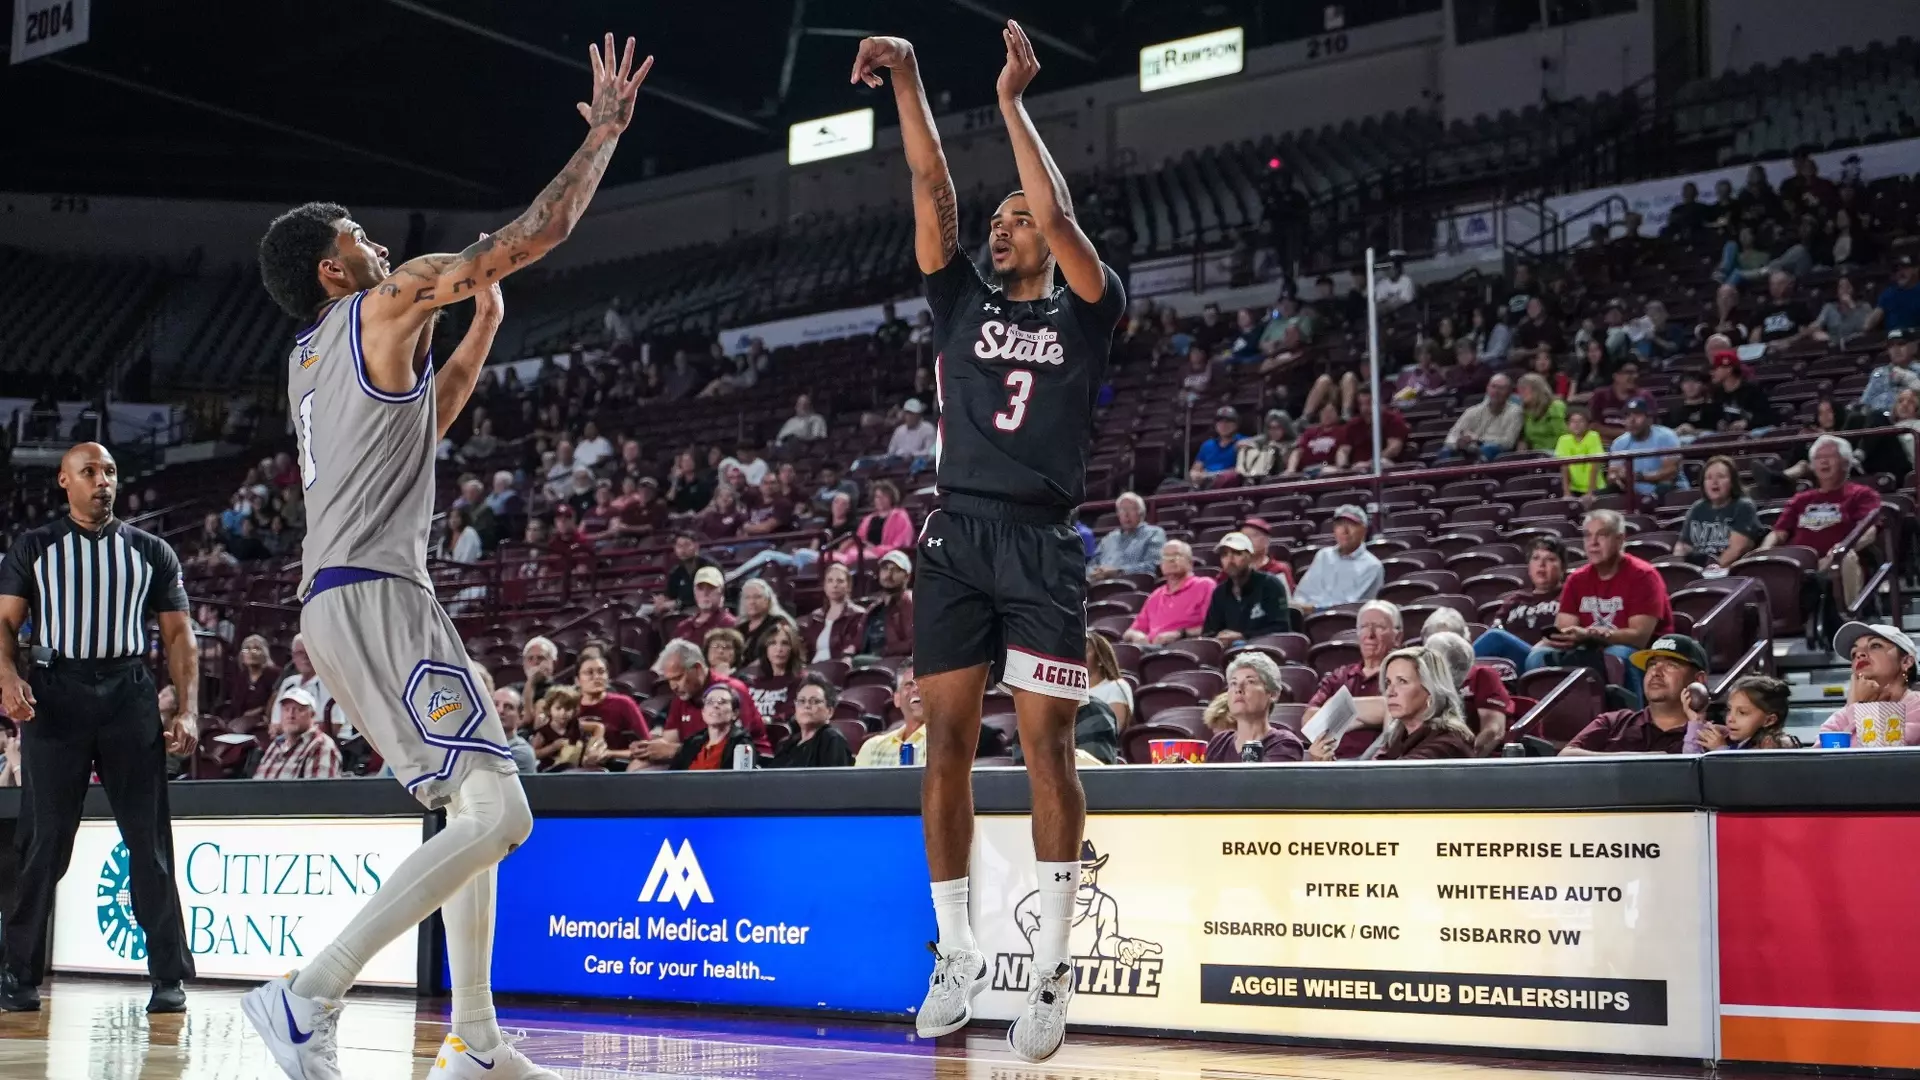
1507, 669, 1592, 744
1711, 638, 1777, 694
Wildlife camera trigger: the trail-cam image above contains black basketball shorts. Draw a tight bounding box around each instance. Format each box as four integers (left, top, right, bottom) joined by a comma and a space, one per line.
912, 493, 1089, 701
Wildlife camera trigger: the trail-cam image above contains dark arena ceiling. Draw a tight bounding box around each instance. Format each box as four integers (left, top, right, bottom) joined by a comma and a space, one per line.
1, 0, 1438, 208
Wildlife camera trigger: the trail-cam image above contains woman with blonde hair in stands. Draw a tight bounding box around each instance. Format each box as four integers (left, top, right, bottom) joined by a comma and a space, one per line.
1202, 691, 1232, 734
1085, 632, 1133, 728
1516, 372, 1568, 451
1373, 646, 1474, 760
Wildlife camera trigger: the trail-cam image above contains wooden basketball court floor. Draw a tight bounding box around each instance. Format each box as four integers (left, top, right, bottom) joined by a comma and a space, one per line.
0, 977, 1719, 1080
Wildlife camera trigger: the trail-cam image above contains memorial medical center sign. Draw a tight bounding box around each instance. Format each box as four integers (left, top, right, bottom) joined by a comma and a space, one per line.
970, 812, 1713, 1057
492, 816, 931, 1013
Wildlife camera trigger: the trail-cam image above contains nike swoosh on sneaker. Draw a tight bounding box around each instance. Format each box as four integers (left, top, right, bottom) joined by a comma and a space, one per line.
281, 992, 312, 1044
465, 1052, 496, 1069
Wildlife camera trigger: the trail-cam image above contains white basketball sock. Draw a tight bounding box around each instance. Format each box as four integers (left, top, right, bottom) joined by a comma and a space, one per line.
930, 878, 977, 953
293, 770, 531, 1003
446, 865, 503, 1053
1031, 861, 1078, 975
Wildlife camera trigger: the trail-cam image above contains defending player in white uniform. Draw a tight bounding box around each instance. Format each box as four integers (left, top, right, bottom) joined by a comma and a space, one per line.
242, 35, 653, 1080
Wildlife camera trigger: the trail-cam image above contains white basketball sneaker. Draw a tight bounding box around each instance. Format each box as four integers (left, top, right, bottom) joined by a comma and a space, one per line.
425, 1031, 563, 1079
240, 971, 344, 1080
1007, 959, 1075, 1063
915, 942, 988, 1037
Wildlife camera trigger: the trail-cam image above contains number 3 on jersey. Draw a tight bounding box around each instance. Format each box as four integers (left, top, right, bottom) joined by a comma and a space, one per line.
994, 370, 1034, 431
297, 391, 318, 489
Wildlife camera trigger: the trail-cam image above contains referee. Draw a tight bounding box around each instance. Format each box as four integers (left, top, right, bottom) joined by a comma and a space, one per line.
0, 442, 199, 1014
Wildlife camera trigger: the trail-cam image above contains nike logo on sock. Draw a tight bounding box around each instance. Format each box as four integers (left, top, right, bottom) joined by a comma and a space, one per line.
281, 993, 312, 1044
465, 1052, 496, 1069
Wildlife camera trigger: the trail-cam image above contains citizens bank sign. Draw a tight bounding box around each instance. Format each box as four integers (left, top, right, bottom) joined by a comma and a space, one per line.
53, 817, 425, 987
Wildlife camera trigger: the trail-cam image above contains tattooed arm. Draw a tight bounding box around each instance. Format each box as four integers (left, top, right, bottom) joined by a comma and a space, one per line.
435, 260, 504, 441
365, 34, 653, 323
853, 37, 957, 275
997, 21, 1104, 303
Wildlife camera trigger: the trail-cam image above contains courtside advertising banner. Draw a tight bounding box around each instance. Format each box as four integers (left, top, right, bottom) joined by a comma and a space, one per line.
51, 817, 423, 986
491, 816, 930, 1013
970, 811, 1714, 1057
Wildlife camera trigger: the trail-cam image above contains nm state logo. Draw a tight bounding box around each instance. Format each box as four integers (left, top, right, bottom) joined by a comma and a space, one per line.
637, 839, 713, 910
95, 843, 148, 960
426, 688, 465, 724
991, 840, 1163, 997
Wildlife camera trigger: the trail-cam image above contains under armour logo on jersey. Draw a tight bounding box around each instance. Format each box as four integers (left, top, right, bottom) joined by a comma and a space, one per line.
1044, 306, 1060, 316
924, 537, 944, 547
1054, 871, 1073, 882
982, 302, 1003, 314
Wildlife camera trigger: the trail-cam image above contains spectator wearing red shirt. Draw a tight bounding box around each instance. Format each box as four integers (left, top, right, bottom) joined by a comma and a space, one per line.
643, 638, 771, 765
547, 505, 595, 566
612, 476, 668, 538
1302, 600, 1403, 760
672, 567, 738, 643
1422, 628, 1511, 756
1561, 634, 1706, 755
1237, 517, 1295, 590
1586, 356, 1654, 441
1335, 386, 1409, 470
1283, 403, 1349, 479
1524, 509, 1670, 702
1758, 433, 1881, 612
573, 650, 648, 765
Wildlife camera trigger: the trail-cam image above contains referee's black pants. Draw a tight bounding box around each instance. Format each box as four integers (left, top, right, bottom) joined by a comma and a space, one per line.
3, 658, 194, 986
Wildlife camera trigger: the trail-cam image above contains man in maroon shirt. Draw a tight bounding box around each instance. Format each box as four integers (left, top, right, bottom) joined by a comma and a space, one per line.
1283, 403, 1350, 478
1560, 634, 1706, 755
742, 473, 796, 536
1758, 433, 1882, 617
547, 504, 596, 566
573, 649, 649, 767
1586, 356, 1654, 442
672, 567, 739, 642
641, 638, 771, 764
1335, 385, 1409, 471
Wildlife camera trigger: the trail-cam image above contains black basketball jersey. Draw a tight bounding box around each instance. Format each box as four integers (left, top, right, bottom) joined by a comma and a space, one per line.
923, 253, 1125, 509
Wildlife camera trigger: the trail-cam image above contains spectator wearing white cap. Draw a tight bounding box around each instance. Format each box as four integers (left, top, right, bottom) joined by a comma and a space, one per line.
1292, 506, 1384, 613
1203, 532, 1295, 642
887, 398, 937, 461
1819, 622, 1920, 747
672, 566, 738, 643
252, 687, 343, 780
862, 550, 916, 657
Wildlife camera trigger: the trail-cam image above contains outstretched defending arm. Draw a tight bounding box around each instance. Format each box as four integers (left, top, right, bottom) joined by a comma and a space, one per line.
434, 258, 505, 441
853, 37, 958, 275
995, 21, 1105, 304
365, 34, 653, 323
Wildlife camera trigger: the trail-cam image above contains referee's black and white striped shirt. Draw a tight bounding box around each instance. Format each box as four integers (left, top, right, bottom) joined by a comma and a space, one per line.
0, 517, 189, 659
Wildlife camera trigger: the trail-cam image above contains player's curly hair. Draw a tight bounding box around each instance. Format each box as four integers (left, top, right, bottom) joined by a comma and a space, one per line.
258, 201, 349, 320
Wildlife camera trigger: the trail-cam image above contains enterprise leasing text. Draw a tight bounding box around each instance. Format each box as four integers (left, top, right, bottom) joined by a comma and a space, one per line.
550, 915, 811, 945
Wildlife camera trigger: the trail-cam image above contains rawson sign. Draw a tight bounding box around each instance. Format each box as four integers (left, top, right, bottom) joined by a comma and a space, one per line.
1140, 27, 1245, 93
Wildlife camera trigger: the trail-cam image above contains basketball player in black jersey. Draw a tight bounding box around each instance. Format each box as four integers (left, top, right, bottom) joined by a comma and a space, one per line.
853, 22, 1124, 1062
